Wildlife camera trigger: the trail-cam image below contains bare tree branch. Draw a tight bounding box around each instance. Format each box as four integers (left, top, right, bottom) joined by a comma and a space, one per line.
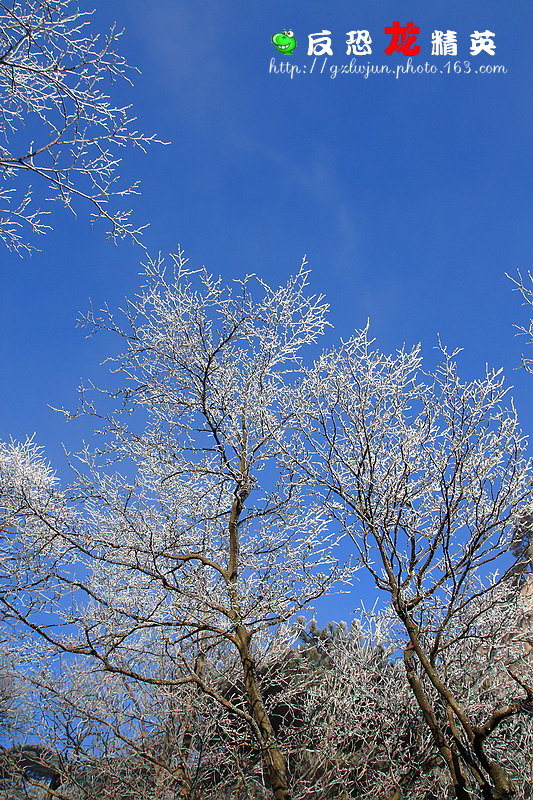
0, 0, 166, 254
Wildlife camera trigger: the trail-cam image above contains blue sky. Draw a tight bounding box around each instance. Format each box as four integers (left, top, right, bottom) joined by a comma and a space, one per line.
1, 1, 531, 623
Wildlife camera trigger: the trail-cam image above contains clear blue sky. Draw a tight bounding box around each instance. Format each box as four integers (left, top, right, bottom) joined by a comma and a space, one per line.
1, 1, 531, 623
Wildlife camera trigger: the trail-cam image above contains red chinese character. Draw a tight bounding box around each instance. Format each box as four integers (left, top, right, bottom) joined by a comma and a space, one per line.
384, 21, 420, 56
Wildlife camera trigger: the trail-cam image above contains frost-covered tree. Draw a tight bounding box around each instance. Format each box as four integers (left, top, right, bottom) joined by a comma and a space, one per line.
290, 330, 533, 799
506, 270, 533, 586
0, 255, 349, 800
0, 0, 162, 254
1, 261, 533, 799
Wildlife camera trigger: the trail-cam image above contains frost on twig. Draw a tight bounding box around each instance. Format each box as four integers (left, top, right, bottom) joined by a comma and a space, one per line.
0, 0, 166, 255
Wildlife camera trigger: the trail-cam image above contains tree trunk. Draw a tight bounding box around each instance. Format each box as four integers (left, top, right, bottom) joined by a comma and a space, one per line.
235, 624, 290, 800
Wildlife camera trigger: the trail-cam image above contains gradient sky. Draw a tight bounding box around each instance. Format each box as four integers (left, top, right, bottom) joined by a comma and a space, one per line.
1, 1, 531, 624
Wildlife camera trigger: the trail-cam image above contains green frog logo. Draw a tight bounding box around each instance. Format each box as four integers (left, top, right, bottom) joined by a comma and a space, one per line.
272, 30, 297, 55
